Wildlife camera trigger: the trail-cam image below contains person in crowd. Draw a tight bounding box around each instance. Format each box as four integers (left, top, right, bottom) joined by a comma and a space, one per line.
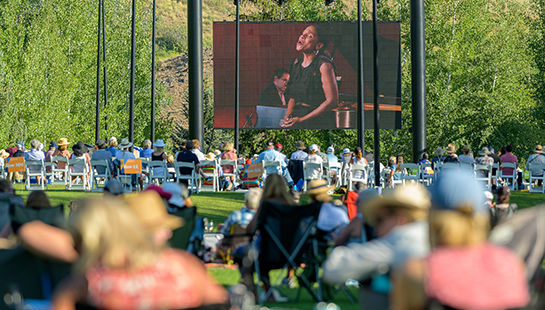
70, 142, 91, 186
139, 139, 154, 158
386, 156, 397, 187
291, 141, 309, 161
103, 179, 123, 196
392, 171, 529, 310
326, 146, 339, 185
53, 138, 71, 158
259, 68, 290, 107
500, 144, 519, 187
323, 184, 431, 309
221, 142, 238, 191
192, 139, 205, 161
162, 182, 193, 211
490, 185, 518, 228
305, 179, 349, 233
350, 146, 368, 177
255, 141, 294, 187
417, 153, 430, 166
526, 145, 545, 186
45, 141, 57, 165
487, 145, 501, 189
25, 190, 51, 209
8, 142, 27, 182
431, 147, 444, 165
12, 142, 25, 157
151, 139, 168, 179
500, 146, 507, 157
475, 146, 494, 178
5, 144, 18, 157
115, 138, 143, 190
458, 145, 475, 164
282, 25, 338, 129
90, 139, 114, 175
304, 144, 323, 180
176, 140, 208, 187
443, 143, 459, 163
24, 139, 45, 186
388, 154, 405, 187
106, 137, 119, 157
484, 190, 494, 208
316, 145, 328, 164
51, 194, 229, 310
219, 188, 262, 235
332, 189, 378, 246
274, 143, 288, 164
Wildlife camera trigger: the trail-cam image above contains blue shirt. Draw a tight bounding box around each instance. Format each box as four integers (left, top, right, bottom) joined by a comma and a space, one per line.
91, 149, 113, 174
140, 148, 154, 158
24, 149, 45, 162
106, 146, 119, 157
219, 206, 257, 234
256, 149, 286, 174
291, 150, 308, 161
326, 153, 339, 171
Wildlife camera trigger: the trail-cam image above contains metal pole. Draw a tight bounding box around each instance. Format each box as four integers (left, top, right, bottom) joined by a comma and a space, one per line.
411, 0, 426, 162
373, 0, 381, 186
129, 0, 136, 150
188, 0, 204, 143
95, 0, 101, 142
234, 0, 240, 152
101, 0, 108, 128
356, 0, 365, 152
151, 0, 156, 142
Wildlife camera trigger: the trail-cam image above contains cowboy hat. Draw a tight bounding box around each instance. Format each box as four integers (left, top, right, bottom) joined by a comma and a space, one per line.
304, 179, 335, 202
445, 144, 457, 154
478, 146, 490, 156
363, 184, 431, 227
125, 191, 184, 232
58, 138, 70, 146
119, 138, 133, 149
295, 141, 306, 150
535, 145, 543, 154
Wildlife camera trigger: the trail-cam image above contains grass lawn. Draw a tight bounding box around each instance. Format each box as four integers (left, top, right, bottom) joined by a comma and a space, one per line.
12, 184, 545, 309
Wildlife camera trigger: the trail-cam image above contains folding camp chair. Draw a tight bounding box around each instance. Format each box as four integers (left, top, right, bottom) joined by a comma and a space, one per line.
251, 201, 323, 304
168, 207, 197, 250
10, 202, 65, 233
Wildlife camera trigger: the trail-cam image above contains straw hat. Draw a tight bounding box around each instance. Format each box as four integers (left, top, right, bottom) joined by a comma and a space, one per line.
445, 144, 457, 154
205, 152, 216, 160
119, 138, 133, 149
304, 179, 335, 202
535, 145, 543, 154
0, 150, 8, 159
125, 191, 184, 232
478, 147, 490, 156
58, 138, 70, 146
295, 141, 306, 150
363, 184, 431, 227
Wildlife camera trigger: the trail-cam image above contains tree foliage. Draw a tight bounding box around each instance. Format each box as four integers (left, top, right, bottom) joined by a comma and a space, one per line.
0, 0, 173, 148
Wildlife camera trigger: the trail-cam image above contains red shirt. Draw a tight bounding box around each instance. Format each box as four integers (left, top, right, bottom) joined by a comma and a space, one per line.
500, 152, 518, 176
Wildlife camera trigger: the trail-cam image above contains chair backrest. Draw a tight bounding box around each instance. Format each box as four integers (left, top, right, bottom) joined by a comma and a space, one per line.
501, 162, 517, 176
10, 203, 64, 233
528, 164, 545, 176
401, 163, 419, 176
68, 158, 86, 168
175, 161, 196, 177
220, 160, 238, 174
350, 164, 368, 178
255, 200, 322, 266
148, 160, 167, 168
25, 160, 44, 171
168, 207, 197, 250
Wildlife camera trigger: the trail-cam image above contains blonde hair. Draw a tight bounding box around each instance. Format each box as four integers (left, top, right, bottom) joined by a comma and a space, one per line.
428, 208, 489, 248
192, 139, 201, 149
143, 139, 152, 149
224, 142, 234, 152
68, 198, 159, 274
167, 154, 174, 163
261, 174, 295, 206
109, 140, 118, 147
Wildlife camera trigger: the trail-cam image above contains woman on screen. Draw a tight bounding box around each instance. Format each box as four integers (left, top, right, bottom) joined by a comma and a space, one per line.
281, 25, 339, 129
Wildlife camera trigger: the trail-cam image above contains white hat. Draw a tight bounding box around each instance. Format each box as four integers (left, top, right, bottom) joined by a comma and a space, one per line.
327, 146, 334, 153
162, 182, 186, 208
110, 137, 117, 143
310, 144, 319, 152
342, 148, 351, 154
154, 139, 166, 147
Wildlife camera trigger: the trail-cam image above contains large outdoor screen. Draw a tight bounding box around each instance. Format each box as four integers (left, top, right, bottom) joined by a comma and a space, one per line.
213, 21, 401, 130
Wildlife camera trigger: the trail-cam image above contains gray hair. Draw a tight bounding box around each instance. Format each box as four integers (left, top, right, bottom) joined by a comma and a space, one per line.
245, 188, 263, 210
30, 139, 40, 149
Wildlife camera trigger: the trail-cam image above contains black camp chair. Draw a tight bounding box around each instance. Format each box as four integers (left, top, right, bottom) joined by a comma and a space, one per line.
10, 202, 65, 234
250, 200, 323, 304
168, 206, 197, 250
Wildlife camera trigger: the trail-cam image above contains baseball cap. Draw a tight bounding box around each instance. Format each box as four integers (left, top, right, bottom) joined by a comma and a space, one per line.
110, 137, 117, 143
49, 141, 58, 148
310, 144, 319, 152
342, 148, 351, 154
275, 143, 283, 149
145, 184, 173, 201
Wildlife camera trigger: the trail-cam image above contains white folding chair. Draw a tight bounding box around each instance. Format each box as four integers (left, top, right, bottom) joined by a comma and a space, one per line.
175, 161, 198, 193
303, 162, 323, 192
50, 156, 68, 186
140, 157, 150, 185
499, 162, 517, 190
401, 163, 420, 185
201, 159, 219, 192
116, 166, 133, 193
262, 161, 281, 178
491, 162, 500, 187
67, 158, 90, 191
148, 160, 168, 185
324, 161, 341, 187
348, 164, 368, 191
90, 159, 112, 192
528, 164, 545, 193
460, 162, 475, 173
25, 160, 46, 190
380, 168, 391, 188
420, 163, 434, 186
220, 160, 239, 190
474, 164, 492, 191
0, 159, 4, 179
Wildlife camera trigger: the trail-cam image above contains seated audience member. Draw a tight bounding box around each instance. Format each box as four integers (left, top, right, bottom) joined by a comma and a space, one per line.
490, 185, 517, 228
90, 138, 113, 175
500, 144, 518, 175
386, 156, 397, 187
291, 141, 309, 161
106, 136, 119, 157
326, 146, 339, 184
221, 142, 238, 191
115, 138, 143, 190
8, 142, 27, 182
176, 140, 208, 186
484, 190, 494, 208
25, 139, 46, 185
526, 145, 545, 186
139, 139, 153, 158
349, 147, 368, 183
192, 139, 206, 161
161, 182, 193, 212
255, 141, 294, 187
151, 139, 168, 178
304, 144, 323, 180
51, 194, 228, 310
25, 190, 51, 209
53, 138, 71, 158
305, 180, 349, 233
458, 145, 475, 164
70, 142, 91, 179
219, 188, 262, 235
45, 141, 57, 169
316, 145, 328, 165
392, 171, 529, 310
332, 189, 378, 246
431, 147, 444, 165
322, 184, 430, 309
442, 144, 459, 163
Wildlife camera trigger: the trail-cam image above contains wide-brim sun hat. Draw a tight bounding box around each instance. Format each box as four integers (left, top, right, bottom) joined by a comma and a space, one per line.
478, 146, 490, 156
363, 184, 431, 227
445, 144, 457, 154
58, 138, 70, 146
119, 138, 133, 149
295, 141, 306, 150
154, 139, 166, 148
303, 179, 335, 202
535, 145, 543, 154
434, 147, 444, 157
126, 191, 184, 231
72, 142, 88, 153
